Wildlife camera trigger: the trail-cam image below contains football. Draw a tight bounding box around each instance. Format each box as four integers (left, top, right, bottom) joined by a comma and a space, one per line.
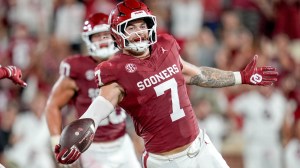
59, 118, 95, 153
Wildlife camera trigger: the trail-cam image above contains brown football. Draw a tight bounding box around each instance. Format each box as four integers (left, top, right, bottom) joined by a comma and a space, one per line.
59, 118, 95, 153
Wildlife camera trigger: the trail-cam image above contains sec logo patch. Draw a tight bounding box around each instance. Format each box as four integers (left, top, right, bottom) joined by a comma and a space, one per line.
125, 63, 137, 73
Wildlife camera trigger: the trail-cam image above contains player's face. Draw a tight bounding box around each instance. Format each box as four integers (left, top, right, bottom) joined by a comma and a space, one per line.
124, 19, 149, 44
89, 31, 116, 60
91, 31, 112, 43
90, 31, 113, 52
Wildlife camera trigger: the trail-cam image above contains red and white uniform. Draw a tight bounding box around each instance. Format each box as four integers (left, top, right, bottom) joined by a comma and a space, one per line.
96, 34, 199, 153
60, 55, 141, 168
96, 34, 229, 168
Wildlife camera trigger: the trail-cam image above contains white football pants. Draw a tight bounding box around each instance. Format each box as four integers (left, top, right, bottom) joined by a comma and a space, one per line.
142, 129, 229, 168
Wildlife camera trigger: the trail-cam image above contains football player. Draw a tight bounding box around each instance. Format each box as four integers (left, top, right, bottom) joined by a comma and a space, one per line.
229, 86, 287, 168
0, 65, 27, 87
45, 12, 141, 168
54, 1, 279, 168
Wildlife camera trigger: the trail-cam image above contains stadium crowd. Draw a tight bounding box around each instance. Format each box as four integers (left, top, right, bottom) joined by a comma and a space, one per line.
0, 0, 299, 168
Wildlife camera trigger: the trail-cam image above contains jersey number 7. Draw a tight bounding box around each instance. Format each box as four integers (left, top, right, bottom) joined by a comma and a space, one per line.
154, 78, 186, 122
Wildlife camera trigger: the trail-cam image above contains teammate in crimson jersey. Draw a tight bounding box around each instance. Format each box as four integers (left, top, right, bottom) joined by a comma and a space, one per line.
55, 1, 279, 167
45, 12, 141, 168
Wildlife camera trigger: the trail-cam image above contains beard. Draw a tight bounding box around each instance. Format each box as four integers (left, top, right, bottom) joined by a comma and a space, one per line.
125, 49, 145, 56
124, 40, 150, 56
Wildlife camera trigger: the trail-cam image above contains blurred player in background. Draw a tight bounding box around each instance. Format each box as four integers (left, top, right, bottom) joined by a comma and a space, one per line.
45, 12, 141, 168
229, 86, 287, 168
0, 65, 27, 87
284, 118, 300, 168
55, 1, 278, 168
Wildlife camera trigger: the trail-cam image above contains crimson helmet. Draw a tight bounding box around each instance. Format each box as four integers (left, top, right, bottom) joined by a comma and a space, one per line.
109, 0, 157, 53
82, 13, 118, 59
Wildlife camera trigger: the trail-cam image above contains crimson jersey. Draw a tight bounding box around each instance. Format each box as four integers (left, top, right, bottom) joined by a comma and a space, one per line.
59, 55, 126, 142
95, 34, 199, 153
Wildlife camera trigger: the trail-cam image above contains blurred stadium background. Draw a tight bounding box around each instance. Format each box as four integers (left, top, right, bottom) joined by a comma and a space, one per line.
0, 0, 299, 168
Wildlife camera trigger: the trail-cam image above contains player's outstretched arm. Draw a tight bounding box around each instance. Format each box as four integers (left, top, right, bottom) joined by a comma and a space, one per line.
80, 82, 123, 126
182, 55, 278, 88
0, 65, 27, 87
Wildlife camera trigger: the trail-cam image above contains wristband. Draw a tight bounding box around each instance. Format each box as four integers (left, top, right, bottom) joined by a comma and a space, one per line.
233, 72, 242, 85
51, 135, 60, 151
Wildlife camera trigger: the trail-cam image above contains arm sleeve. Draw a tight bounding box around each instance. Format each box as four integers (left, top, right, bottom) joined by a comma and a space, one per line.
80, 96, 115, 128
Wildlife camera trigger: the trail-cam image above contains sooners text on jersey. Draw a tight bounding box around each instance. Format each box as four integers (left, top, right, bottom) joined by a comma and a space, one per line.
95, 34, 199, 153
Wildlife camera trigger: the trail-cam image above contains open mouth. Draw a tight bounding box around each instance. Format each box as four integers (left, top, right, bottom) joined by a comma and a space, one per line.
99, 43, 109, 48
133, 37, 148, 42
133, 38, 142, 42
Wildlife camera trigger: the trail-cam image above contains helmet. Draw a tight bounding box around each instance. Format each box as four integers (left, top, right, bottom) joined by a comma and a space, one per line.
82, 13, 118, 59
109, 0, 157, 53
